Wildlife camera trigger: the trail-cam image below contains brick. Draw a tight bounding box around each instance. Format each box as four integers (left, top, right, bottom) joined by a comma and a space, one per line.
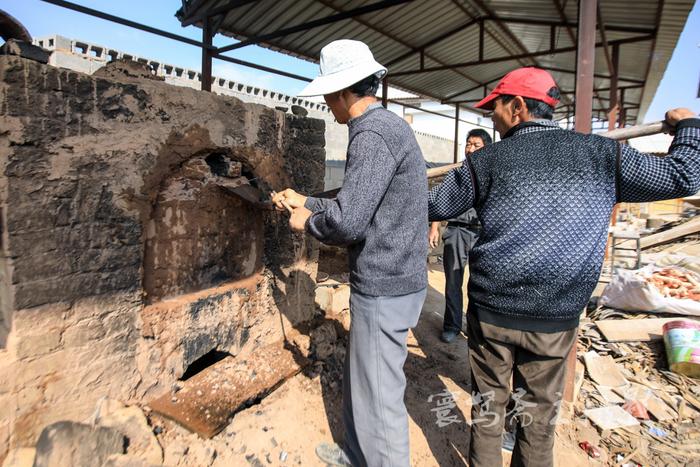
62, 320, 106, 348
14, 267, 140, 309
15, 329, 61, 360
12, 244, 142, 284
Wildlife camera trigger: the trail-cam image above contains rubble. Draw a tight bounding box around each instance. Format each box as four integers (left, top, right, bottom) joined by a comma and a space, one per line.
558, 214, 700, 466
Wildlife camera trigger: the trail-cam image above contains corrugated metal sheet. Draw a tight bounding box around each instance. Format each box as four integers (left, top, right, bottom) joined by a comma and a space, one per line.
178, 0, 694, 123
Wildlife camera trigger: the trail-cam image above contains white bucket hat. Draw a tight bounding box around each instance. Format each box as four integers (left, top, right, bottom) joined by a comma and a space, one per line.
298, 40, 387, 97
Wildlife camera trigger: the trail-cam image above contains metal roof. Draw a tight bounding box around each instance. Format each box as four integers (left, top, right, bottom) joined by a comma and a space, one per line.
177, 0, 694, 124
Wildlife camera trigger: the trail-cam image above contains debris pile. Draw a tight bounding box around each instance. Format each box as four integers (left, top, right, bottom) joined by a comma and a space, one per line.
570, 302, 700, 465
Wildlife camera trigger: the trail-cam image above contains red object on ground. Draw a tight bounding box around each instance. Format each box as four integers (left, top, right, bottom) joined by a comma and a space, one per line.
623, 400, 650, 420
579, 441, 601, 458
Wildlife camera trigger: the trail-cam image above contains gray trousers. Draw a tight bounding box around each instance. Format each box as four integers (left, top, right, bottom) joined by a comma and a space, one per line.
343, 288, 427, 467
467, 311, 577, 467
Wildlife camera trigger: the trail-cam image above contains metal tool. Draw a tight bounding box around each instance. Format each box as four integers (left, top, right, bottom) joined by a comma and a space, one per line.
215, 176, 276, 210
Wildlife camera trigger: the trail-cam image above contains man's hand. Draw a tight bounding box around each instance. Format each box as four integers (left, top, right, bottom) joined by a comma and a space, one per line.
271, 188, 307, 211
665, 108, 697, 134
289, 207, 312, 232
429, 222, 441, 249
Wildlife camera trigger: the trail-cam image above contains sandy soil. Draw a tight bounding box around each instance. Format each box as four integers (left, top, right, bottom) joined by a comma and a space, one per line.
154, 264, 594, 466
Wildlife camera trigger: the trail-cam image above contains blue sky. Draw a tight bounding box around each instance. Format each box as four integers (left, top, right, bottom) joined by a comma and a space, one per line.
5, 0, 700, 122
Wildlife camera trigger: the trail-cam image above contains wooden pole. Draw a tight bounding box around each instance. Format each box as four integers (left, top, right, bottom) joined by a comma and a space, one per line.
453, 105, 460, 163
381, 77, 388, 108
426, 121, 668, 179
574, 0, 597, 133
607, 44, 620, 129
201, 16, 212, 92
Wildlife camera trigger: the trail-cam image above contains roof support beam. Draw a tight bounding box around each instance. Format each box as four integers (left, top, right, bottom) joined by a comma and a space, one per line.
180, 0, 258, 27
469, 0, 571, 108
444, 76, 643, 104
597, 5, 614, 75
553, 0, 578, 44
608, 43, 620, 128
390, 34, 652, 77
453, 105, 460, 163
212, 53, 312, 82
560, 84, 643, 94
574, 0, 597, 134
490, 14, 655, 34
540, 66, 645, 84
314, 0, 489, 102
39, 0, 211, 49
381, 76, 388, 108
442, 75, 503, 102
39, 0, 317, 91
179, 0, 211, 22
478, 19, 485, 61
619, 88, 627, 127
384, 10, 656, 69
385, 17, 480, 67
201, 16, 213, 92
553, 0, 606, 109
637, 0, 664, 123
217, 0, 414, 53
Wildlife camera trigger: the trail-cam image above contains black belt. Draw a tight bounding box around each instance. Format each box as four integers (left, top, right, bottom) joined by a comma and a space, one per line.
447, 221, 480, 230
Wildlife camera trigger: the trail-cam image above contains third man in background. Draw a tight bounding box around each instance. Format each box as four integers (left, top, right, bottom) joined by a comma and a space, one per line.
429, 129, 492, 343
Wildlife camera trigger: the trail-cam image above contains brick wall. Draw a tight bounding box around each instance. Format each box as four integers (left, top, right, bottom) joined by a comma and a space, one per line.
0, 56, 326, 457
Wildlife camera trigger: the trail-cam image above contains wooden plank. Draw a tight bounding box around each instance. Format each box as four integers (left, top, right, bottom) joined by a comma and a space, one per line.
617, 217, 700, 250
596, 318, 698, 342
425, 121, 667, 180
584, 351, 628, 388
584, 405, 640, 430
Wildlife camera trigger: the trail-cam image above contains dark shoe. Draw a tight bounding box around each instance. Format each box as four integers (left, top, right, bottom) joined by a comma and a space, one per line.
440, 329, 459, 343
315, 442, 352, 466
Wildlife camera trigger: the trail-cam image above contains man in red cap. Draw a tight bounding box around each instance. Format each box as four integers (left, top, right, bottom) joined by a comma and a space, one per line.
428, 67, 700, 466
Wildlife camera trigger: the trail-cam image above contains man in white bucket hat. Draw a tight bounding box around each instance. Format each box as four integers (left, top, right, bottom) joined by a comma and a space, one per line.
272, 40, 428, 466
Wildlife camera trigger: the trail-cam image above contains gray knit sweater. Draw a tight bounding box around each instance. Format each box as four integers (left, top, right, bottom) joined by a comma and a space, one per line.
304, 104, 428, 296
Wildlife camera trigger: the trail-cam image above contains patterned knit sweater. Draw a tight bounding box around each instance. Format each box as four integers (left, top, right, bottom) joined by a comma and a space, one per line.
429, 119, 700, 332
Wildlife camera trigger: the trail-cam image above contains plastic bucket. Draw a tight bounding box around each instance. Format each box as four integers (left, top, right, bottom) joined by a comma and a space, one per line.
663, 320, 700, 378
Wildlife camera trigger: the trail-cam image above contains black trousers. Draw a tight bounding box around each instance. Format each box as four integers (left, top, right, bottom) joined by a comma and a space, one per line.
441, 225, 476, 333
442, 239, 466, 333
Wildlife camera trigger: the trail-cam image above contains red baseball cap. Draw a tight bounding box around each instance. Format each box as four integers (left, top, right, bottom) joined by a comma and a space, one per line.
475, 67, 560, 110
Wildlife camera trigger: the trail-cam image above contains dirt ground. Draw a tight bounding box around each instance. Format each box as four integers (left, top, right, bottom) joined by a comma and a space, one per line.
153, 264, 595, 466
